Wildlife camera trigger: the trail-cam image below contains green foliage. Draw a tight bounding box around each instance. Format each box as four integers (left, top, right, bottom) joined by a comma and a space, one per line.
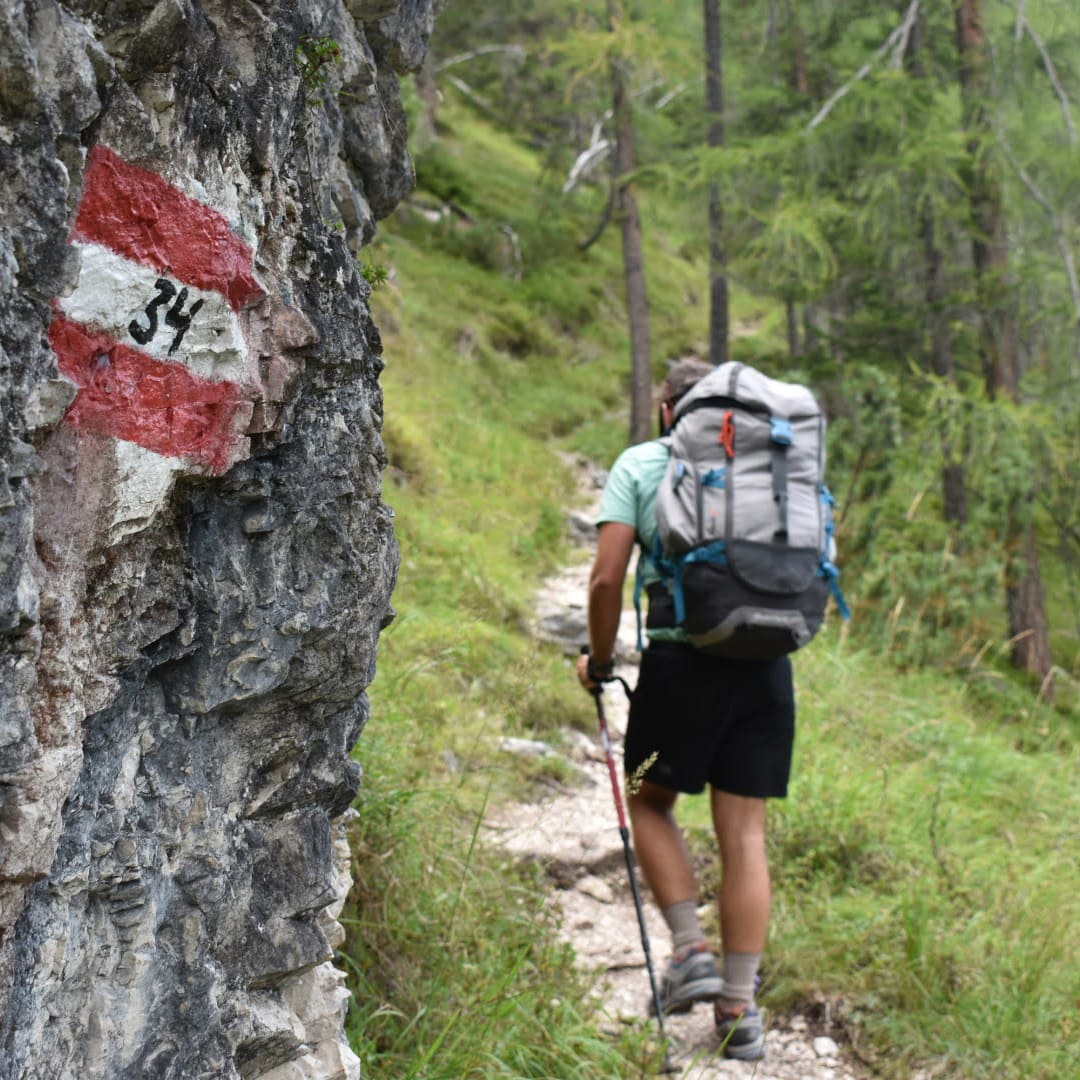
358, 261, 390, 289
344, 711, 662, 1077
742, 194, 844, 301
414, 142, 475, 208
295, 35, 342, 104
340, 2, 1080, 1076
679, 640, 1079, 1078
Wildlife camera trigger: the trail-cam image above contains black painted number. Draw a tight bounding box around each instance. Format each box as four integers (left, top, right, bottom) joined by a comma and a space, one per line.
129, 278, 205, 355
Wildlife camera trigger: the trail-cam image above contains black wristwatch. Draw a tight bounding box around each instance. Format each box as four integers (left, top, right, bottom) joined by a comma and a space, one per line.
586, 655, 615, 682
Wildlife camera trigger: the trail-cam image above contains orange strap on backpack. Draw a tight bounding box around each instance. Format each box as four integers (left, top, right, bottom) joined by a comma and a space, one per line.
719, 410, 736, 459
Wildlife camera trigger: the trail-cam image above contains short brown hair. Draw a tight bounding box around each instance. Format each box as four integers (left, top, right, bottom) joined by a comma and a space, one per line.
664, 357, 714, 403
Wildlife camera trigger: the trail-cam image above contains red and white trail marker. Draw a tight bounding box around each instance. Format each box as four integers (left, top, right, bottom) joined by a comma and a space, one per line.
49, 146, 267, 529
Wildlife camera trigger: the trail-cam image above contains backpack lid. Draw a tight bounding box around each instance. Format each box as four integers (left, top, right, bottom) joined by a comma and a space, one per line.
674, 361, 820, 421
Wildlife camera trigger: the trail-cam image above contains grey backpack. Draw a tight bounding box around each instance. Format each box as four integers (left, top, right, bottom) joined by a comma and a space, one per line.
638, 361, 848, 659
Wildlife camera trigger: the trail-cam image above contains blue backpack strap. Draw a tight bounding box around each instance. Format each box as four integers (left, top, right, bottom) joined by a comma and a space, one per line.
636, 536, 687, 646
683, 539, 728, 567
821, 484, 837, 542
633, 547, 648, 652
670, 555, 686, 626
818, 558, 852, 620
634, 536, 666, 650
817, 485, 850, 619
770, 416, 793, 542
636, 437, 676, 650
671, 541, 727, 626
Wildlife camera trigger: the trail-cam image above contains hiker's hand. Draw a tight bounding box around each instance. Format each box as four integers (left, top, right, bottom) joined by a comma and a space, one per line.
577, 653, 612, 692
576, 653, 597, 691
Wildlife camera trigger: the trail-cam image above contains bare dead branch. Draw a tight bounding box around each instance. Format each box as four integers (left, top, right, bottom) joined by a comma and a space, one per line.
655, 83, 687, 110
1014, 8, 1076, 145
499, 224, 523, 280
1014, 0, 1027, 40
578, 172, 617, 253
891, 0, 921, 68
446, 75, 493, 113
999, 134, 1080, 336
435, 45, 527, 73
563, 140, 612, 194
807, 1, 921, 131
564, 77, 687, 195
563, 114, 611, 194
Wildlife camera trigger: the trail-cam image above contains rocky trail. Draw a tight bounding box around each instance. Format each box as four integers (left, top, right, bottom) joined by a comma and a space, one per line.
484, 462, 871, 1079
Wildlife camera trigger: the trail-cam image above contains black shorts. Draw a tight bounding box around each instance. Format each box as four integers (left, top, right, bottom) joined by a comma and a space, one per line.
624, 642, 795, 798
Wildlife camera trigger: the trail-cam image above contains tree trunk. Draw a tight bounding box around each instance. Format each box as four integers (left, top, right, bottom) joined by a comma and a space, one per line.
1007, 515, 1053, 680
954, 0, 1018, 400
787, 1, 809, 94
954, 0, 1052, 685
704, 0, 729, 366
921, 205, 969, 529
804, 303, 820, 353
910, 9, 968, 528
609, 1, 653, 443
785, 298, 800, 357
415, 49, 439, 144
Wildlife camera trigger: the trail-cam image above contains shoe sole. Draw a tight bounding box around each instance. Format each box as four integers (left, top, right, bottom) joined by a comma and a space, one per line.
717, 1011, 766, 1060
722, 1034, 765, 1061
660, 975, 725, 1015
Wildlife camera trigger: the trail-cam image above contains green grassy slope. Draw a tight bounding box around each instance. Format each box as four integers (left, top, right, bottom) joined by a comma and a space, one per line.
340, 81, 1079, 1079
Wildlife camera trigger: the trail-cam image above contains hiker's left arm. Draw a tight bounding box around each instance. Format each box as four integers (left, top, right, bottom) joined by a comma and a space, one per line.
578, 521, 636, 689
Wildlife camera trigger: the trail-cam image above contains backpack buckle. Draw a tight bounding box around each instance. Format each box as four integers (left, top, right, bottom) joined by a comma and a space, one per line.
770, 417, 793, 446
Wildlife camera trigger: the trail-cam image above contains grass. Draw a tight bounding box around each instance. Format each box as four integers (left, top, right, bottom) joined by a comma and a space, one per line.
340, 95, 669, 1075
679, 637, 1080, 1078
337, 56, 1080, 1080
343, 716, 663, 1077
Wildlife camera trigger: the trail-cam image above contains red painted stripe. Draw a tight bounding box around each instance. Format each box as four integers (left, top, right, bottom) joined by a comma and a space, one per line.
73, 145, 265, 311
49, 314, 245, 475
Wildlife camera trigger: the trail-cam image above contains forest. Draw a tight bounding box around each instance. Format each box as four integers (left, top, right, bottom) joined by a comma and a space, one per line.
338, 1, 1079, 1076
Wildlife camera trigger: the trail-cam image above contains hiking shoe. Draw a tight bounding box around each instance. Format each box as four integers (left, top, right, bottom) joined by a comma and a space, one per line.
649, 944, 724, 1015
714, 1002, 765, 1061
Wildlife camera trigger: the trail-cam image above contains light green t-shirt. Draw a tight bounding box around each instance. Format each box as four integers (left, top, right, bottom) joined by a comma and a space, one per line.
596, 439, 670, 588
598, 440, 687, 641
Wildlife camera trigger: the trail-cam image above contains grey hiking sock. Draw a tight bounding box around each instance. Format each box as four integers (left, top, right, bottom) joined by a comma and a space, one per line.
662, 900, 707, 953
721, 951, 761, 1006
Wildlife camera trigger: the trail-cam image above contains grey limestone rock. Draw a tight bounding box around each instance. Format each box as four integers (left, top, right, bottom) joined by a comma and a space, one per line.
0, 0, 435, 1076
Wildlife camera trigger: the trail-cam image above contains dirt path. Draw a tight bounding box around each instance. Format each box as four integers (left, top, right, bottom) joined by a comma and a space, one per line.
485, 462, 871, 1078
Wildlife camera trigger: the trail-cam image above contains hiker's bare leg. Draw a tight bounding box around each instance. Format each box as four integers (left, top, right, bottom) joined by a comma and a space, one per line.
710, 789, 770, 953
628, 779, 697, 908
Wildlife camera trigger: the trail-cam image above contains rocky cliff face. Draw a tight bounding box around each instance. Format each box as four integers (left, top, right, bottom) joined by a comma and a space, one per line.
0, 2, 434, 1076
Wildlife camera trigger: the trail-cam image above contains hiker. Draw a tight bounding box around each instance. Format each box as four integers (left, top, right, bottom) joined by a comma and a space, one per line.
576, 357, 794, 1062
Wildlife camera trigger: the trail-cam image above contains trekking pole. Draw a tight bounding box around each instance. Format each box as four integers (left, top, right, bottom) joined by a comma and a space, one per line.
589, 680, 676, 1074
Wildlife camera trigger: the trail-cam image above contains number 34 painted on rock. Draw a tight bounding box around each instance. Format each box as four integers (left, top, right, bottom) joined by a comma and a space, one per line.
49, 145, 267, 477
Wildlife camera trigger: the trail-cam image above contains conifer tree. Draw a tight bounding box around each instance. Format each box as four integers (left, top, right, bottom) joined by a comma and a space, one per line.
703, 0, 728, 366
607, 0, 654, 444
954, 0, 1052, 683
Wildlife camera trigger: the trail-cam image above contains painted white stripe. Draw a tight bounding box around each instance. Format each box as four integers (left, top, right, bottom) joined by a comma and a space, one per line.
109, 440, 181, 544
58, 242, 253, 384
